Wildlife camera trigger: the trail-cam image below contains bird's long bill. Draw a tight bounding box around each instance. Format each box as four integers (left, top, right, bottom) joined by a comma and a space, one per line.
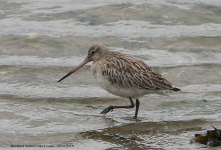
57, 57, 89, 83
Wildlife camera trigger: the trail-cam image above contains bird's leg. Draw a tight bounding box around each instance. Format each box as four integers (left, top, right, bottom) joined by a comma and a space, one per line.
100, 97, 135, 115
133, 99, 140, 119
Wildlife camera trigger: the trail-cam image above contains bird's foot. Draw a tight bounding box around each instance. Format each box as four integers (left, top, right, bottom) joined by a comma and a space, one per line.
132, 116, 137, 119
100, 106, 114, 114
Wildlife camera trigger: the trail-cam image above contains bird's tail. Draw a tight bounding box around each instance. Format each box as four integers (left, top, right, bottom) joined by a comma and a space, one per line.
171, 87, 181, 92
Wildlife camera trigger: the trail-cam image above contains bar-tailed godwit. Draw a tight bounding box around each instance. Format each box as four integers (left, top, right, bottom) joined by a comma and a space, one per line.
58, 44, 180, 118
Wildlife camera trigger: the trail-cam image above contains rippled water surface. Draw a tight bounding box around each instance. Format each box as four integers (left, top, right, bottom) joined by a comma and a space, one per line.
1, 0, 221, 149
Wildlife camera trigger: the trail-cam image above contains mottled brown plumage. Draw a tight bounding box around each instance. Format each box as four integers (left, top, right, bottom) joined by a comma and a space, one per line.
101, 51, 174, 90
58, 44, 180, 118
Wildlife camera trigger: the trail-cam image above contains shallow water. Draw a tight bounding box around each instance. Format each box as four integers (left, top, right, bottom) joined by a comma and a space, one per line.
0, 0, 221, 149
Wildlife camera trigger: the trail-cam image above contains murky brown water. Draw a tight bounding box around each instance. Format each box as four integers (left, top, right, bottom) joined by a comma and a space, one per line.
1, 0, 221, 149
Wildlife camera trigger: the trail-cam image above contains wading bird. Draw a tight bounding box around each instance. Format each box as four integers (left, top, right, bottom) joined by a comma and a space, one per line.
58, 44, 180, 118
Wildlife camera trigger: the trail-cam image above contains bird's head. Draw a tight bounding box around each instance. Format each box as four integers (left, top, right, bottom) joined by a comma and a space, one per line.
57, 44, 109, 82
87, 44, 109, 62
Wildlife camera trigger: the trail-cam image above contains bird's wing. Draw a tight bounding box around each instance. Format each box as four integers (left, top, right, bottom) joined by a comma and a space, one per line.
101, 52, 175, 90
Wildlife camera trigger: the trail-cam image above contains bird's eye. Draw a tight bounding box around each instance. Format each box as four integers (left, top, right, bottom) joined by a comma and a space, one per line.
91, 51, 95, 54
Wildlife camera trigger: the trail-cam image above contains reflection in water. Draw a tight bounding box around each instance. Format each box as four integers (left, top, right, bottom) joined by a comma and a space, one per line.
0, 0, 221, 149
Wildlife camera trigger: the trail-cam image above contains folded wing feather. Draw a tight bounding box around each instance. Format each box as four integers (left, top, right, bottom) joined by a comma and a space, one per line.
101, 52, 178, 91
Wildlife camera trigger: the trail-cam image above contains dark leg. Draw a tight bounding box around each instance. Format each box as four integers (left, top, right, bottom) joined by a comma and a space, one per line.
133, 99, 140, 119
100, 97, 135, 115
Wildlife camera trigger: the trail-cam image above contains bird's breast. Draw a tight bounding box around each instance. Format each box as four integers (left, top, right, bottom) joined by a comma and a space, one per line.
91, 61, 102, 79
91, 62, 154, 98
